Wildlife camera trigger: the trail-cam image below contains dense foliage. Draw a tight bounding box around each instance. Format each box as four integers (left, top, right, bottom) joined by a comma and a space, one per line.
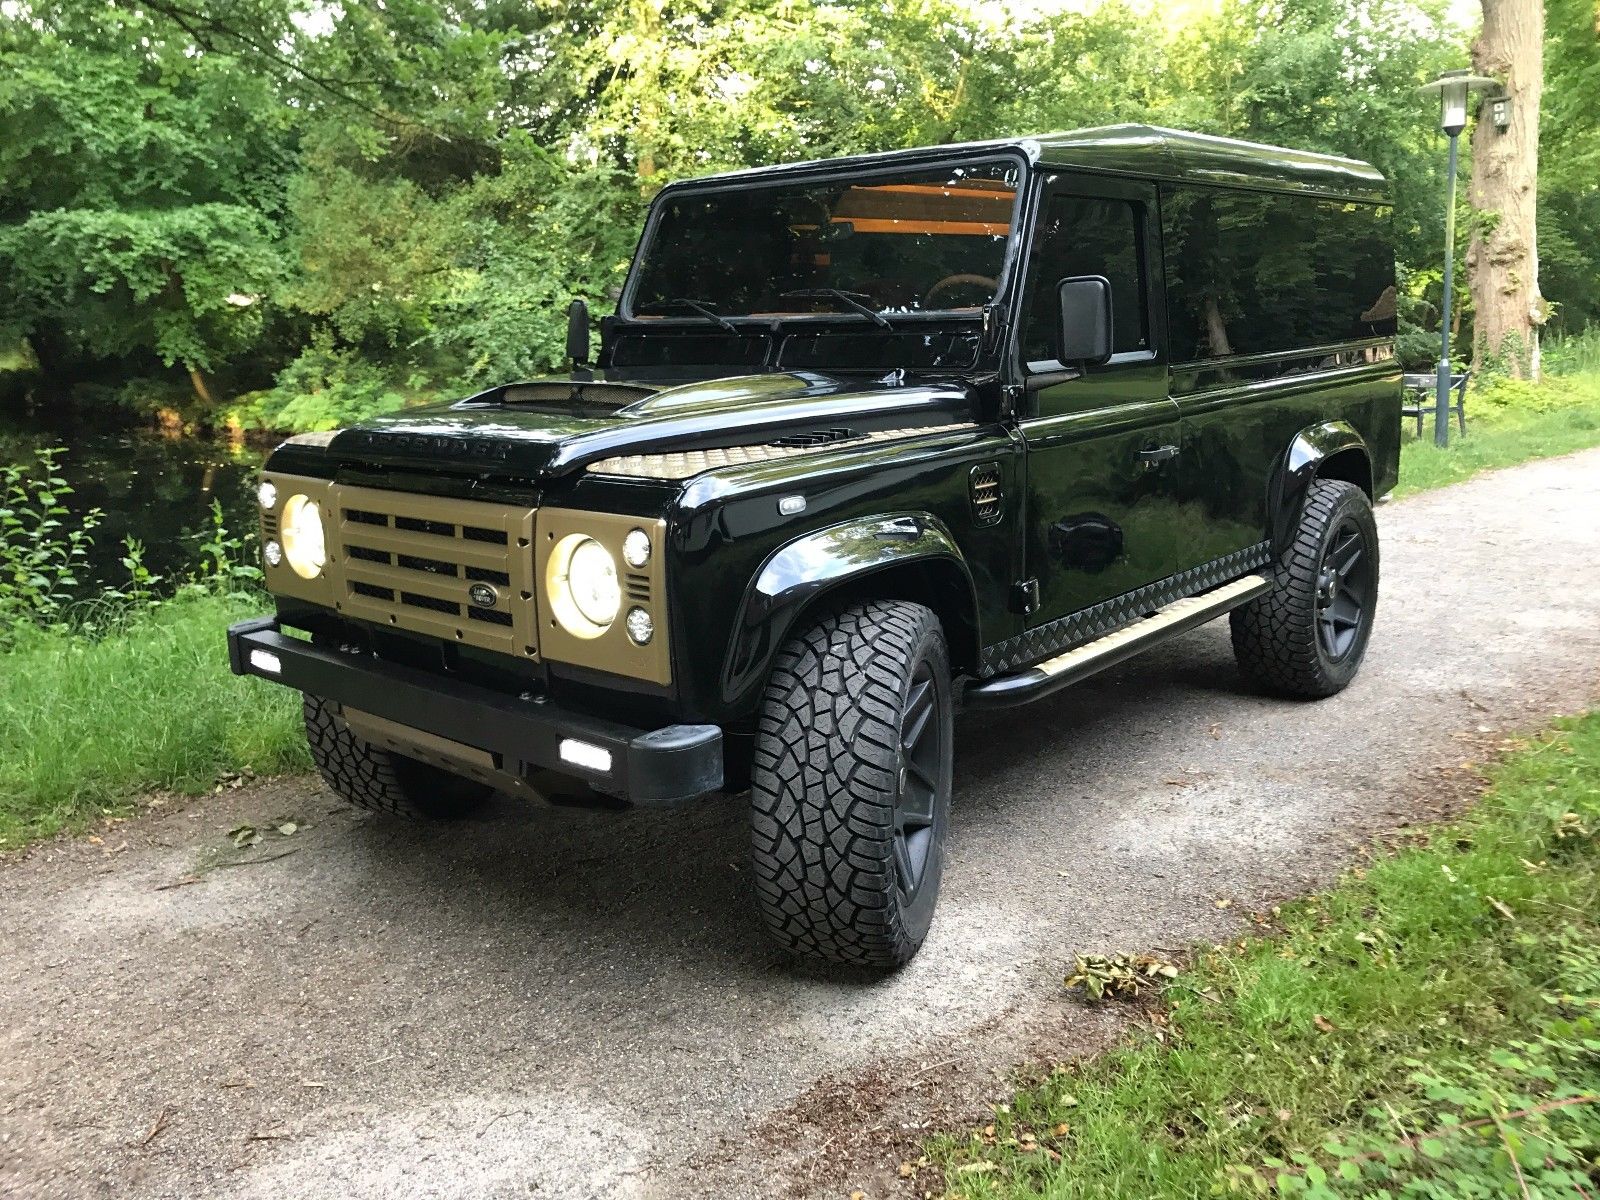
0, 0, 1594, 431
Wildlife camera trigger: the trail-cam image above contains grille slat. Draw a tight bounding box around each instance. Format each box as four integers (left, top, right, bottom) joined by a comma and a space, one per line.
345, 560, 472, 606
339, 522, 509, 570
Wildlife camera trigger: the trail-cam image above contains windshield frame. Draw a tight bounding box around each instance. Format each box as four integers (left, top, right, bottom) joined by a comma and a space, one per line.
616, 151, 1033, 328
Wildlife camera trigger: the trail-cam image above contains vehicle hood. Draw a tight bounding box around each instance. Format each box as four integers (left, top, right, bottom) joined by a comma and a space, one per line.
322, 370, 977, 481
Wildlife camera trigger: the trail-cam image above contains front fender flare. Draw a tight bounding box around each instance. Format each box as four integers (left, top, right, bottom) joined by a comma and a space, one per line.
1270, 420, 1371, 556
720, 513, 976, 709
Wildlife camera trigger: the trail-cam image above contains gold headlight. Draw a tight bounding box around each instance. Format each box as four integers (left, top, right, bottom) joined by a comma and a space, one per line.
545, 533, 620, 638
280, 494, 327, 580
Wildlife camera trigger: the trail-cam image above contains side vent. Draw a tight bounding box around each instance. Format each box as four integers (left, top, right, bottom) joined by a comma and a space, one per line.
768, 427, 858, 449
969, 462, 1004, 527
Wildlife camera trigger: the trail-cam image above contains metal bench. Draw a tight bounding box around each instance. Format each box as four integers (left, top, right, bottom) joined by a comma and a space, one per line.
1402, 371, 1470, 438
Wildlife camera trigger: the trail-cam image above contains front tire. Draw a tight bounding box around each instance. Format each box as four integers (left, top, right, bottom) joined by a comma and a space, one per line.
1231, 478, 1379, 698
303, 695, 492, 819
749, 601, 954, 969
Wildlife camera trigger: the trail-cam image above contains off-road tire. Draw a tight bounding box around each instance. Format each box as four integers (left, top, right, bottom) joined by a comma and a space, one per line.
1231, 478, 1379, 698
749, 600, 953, 969
303, 694, 492, 819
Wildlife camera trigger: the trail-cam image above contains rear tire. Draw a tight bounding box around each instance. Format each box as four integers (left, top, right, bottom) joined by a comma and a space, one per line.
1231, 478, 1379, 698
749, 600, 953, 969
303, 695, 492, 819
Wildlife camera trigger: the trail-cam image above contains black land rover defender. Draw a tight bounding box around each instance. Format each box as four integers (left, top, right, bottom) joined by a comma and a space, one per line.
229, 125, 1399, 968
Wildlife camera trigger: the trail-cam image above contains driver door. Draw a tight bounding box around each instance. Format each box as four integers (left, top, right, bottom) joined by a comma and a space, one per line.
1018, 176, 1188, 637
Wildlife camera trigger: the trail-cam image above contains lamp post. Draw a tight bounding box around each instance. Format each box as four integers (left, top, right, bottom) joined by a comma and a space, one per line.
1418, 69, 1498, 448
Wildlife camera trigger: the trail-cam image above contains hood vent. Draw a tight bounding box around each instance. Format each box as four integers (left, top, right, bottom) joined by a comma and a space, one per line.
969, 462, 1004, 527
769, 427, 859, 449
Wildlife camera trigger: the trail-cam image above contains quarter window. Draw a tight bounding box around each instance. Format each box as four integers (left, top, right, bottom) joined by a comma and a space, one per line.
1161, 187, 1394, 363
1021, 194, 1149, 366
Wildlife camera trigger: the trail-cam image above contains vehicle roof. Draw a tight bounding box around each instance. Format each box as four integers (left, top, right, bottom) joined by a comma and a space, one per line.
673, 124, 1389, 205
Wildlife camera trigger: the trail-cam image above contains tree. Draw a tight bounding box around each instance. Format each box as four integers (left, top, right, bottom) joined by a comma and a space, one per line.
1466, 0, 1545, 377
0, 1, 291, 401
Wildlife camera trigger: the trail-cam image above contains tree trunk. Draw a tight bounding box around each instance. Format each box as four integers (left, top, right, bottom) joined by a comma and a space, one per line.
186, 363, 215, 406
1467, 0, 1545, 379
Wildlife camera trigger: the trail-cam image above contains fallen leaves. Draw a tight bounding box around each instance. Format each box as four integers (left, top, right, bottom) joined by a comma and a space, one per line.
1066, 952, 1179, 1001
227, 818, 302, 849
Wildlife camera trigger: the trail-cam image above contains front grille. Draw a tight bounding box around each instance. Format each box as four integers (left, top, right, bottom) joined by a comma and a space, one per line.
331, 484, 539, 659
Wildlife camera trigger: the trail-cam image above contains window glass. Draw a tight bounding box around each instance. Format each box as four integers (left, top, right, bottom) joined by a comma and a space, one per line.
1021, 194, 1148, 364
1161, 187, 1394, 363
628, 161, 1020, 319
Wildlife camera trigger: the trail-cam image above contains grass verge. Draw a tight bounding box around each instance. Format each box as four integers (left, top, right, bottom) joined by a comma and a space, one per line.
1397, 370, 1600, 496
0, 591, 309, 849
930, 713, 1600, 1198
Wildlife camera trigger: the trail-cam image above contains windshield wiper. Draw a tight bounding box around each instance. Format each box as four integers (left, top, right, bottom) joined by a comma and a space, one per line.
635, 297, 739, 333
778, 288, 893, 329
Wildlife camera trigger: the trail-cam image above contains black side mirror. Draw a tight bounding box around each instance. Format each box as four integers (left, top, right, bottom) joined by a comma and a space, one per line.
566, 299, 591, 367
1056, 275, 1114, 366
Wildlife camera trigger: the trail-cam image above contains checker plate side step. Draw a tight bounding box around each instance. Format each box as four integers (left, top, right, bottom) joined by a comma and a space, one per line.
962, 574, 1274, 710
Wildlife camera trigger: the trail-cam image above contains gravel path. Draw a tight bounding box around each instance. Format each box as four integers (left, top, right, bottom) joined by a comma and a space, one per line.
3, 450, 1599, 1200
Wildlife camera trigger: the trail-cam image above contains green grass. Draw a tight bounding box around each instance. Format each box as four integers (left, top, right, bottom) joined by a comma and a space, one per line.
1396, 370, 1600, 496
929, 713, 1600, 1198
0, 591, 309, 849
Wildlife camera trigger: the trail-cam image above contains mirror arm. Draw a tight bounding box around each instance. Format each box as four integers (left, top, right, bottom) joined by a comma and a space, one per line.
566, 299, 592, 368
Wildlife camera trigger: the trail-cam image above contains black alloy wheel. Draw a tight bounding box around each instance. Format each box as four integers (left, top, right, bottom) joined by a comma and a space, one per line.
1314, 517, 1373, 662
893, 660, 946, 905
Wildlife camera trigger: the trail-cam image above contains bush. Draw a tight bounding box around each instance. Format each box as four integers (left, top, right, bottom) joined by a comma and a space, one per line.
1543, 325, 1600, 377
228, 331, 418, 432
0, 447, 102, 639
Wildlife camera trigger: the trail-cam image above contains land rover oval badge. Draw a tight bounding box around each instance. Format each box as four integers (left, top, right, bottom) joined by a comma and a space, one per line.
468, 583, 499, 609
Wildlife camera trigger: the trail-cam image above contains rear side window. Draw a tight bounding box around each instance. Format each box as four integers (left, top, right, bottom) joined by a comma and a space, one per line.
1021, 194, 1149, 365
1161, 187, 1394, 363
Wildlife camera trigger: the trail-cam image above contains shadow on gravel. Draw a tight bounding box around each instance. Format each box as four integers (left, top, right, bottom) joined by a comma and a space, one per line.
315, 626, 1261, 983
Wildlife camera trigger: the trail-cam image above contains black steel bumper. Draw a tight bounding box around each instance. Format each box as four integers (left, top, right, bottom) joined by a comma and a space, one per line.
227, 617, 723, 806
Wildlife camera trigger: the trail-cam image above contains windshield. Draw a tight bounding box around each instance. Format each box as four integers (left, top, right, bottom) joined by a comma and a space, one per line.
627, 160, 1021, 321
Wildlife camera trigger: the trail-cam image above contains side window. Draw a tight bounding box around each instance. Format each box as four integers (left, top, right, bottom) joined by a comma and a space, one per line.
1022, 194, 1148, 366
1162, 186, 1395, 363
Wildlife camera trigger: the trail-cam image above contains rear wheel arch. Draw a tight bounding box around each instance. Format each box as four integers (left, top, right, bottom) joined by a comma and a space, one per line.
1271, 422, 1373, 556
1317, 446, 1373, 497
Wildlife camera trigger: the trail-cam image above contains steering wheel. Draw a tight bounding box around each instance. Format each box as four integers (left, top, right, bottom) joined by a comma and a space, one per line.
922, 273, 999, 309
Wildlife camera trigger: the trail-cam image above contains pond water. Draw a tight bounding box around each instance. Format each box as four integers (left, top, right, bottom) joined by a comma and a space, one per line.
0, 414, 266, 596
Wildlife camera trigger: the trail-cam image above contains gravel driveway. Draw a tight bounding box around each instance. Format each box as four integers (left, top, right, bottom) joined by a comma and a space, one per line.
4, 450, 1599, 1200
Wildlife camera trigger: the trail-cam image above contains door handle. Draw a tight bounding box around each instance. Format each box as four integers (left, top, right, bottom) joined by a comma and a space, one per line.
1136, 444, 1181, 468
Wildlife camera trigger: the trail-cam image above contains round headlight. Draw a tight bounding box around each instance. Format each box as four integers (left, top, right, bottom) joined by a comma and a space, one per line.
280, 494, 326, 580
546, 534, 620, 638
622, 528, 651, 569
257, 480, 278, 510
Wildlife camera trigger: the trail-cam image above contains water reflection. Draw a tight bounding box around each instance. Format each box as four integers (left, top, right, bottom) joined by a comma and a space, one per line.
0, 417, 264, 596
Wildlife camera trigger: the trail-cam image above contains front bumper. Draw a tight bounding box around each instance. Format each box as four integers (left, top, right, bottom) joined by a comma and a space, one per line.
227, 617, 723, 806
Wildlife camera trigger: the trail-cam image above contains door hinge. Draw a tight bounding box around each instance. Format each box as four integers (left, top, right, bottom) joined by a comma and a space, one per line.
1010, 578, 1040, 616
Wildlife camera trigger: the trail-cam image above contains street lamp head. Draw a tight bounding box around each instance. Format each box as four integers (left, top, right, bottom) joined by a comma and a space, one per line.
1419, 68, 1500, 137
